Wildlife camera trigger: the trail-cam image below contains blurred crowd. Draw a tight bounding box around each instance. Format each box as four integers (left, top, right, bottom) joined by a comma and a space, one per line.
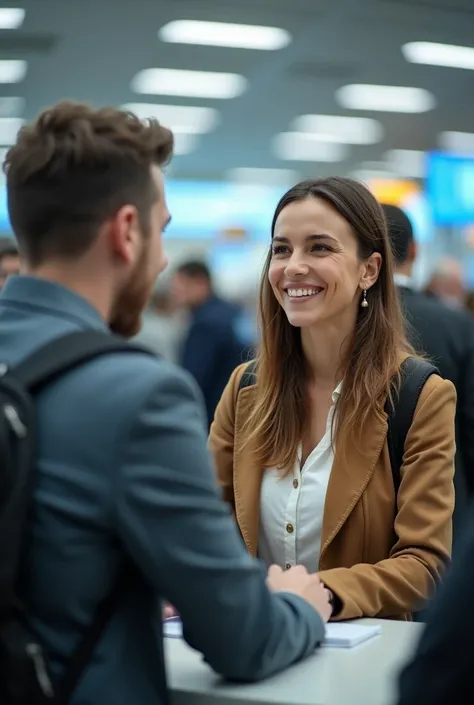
2, 232, 474, 433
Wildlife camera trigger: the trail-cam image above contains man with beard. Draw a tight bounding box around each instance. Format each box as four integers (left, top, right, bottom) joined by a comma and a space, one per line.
0, 102, 330, 705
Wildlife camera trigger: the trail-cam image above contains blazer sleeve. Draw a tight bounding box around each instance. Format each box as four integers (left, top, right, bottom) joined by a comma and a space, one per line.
208, 362, 249, 509
113, 363, 325, 681
319, 375, 456, 620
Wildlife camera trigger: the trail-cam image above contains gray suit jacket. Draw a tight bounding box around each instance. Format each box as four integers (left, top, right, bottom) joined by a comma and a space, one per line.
0, 276, 325, 705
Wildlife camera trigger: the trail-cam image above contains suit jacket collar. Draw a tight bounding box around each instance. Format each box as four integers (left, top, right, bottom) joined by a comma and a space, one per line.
233, 385, 388, 562
0, 275, 107, 331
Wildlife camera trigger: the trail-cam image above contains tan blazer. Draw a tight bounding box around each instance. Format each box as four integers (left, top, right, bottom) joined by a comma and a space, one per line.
209, 363, 456, 621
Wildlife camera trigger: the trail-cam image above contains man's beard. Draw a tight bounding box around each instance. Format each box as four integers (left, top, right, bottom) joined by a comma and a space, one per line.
109, 248, 153, 339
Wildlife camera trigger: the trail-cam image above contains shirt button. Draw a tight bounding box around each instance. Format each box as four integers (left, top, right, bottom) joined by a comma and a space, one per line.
293, 479, 299, 489
286, 523, 294, 534
285, 563, 291, 570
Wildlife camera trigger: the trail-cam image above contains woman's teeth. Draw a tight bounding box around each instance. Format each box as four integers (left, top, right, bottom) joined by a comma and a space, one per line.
287, 288, 322, 298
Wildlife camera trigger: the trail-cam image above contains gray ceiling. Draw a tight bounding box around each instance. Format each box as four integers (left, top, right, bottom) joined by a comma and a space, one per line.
1, 0, 473, 180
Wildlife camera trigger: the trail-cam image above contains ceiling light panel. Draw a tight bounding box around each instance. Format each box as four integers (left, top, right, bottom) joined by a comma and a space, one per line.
336, 84, 435, 113
0, 59, 27, 83
131, 68, 247, 99
159, 20, 291, 50
0, 8, 25, 29
273, 133, 348, 162
402, 42, 474, 70
291, 115, 383, 144
438, 131, 474, 153
0, 117, 24, 145
121, 103, 220, 134
384, 149, 426, 178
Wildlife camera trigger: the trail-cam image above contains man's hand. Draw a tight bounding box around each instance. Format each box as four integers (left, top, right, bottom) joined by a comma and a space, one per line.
267, 564, 332, 623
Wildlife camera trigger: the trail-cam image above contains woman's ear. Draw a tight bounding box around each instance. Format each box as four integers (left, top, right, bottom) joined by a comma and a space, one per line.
360, 252, 382, 290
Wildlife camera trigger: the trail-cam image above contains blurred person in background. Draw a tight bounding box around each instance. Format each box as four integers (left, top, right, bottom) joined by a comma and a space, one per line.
424, 257, 466, 309
134, 286, 181, 363
384, 204, 474, 519
0, 102, 332, 705
0, 238, 20, 289
171, 260, 247, 427
210, 177, 455, 622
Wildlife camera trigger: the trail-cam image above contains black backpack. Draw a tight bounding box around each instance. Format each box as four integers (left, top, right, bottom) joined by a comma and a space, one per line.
0, 329, 153, 705
238, 357, 438, 496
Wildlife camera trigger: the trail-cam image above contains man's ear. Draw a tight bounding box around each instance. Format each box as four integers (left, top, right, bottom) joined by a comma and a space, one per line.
408, 240, 417, 263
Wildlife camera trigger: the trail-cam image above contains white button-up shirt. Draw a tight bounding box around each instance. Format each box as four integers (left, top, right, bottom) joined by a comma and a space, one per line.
258, 383, 341, 573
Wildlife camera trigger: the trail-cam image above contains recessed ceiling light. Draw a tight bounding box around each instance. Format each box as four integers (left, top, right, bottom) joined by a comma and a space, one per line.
227, 167, 299, 185
159, 20, 291, 50
0, 8, 25, 29
131, 68, 247, 99
0, 59, 27, 83
0, 117, 24, 145
0, 96, 24, 117
173, 133, 199, 156
291, 115, 384, 144
336, 84, 435, 113
273, 133, 348, 162
402, 41, 474, 70
121, 103, 219, 134
384, 149, 426, 178
438, 131, 474, 153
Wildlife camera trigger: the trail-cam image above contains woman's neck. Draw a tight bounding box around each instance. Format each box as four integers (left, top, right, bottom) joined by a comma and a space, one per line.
301, 319, 355, 389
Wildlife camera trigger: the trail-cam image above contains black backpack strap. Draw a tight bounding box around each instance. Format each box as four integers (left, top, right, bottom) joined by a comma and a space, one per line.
10, 329, 153, 391
238, 360, 257, 392
52, 571, 129, 705
386, 358, 439, 496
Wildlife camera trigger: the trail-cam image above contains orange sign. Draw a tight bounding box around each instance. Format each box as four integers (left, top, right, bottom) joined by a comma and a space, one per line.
368, 179, 420, 205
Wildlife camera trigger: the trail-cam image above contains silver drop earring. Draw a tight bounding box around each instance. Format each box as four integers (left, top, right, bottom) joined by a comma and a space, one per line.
361, 288, 369, 308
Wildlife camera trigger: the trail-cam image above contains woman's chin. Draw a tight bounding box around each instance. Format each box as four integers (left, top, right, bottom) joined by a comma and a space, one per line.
285, 311, 323, 328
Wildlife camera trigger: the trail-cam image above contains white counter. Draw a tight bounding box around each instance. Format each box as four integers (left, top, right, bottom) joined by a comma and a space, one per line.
165, 619, 422, 705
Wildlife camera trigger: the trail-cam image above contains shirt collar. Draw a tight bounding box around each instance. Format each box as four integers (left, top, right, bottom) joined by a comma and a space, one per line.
0, 275, 107, 331
332, 381, 343, 404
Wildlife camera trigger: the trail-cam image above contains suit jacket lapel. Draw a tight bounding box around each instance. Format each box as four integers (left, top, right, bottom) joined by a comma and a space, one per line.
319, 409, 388, 563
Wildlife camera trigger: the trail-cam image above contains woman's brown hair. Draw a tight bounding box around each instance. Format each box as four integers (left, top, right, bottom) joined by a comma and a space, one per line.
244, 176, 414, 471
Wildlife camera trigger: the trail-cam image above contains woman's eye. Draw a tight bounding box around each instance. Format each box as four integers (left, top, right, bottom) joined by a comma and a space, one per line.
272, 245, 289, 255
312, 244, 331, 253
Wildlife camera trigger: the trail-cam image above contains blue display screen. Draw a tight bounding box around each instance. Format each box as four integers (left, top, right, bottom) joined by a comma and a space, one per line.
427, 152, 474, 226
0, 185, 10, 232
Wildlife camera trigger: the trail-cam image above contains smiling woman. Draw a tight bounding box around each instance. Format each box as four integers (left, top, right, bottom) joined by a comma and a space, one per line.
209, 176, 456, 622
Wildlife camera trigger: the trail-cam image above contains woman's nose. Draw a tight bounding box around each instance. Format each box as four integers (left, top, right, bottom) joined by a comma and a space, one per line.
285, 254, 309, 278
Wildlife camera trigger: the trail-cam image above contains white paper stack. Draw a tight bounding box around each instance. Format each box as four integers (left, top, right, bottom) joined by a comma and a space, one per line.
163, 617, 183, 638
323, 622, 382, 648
